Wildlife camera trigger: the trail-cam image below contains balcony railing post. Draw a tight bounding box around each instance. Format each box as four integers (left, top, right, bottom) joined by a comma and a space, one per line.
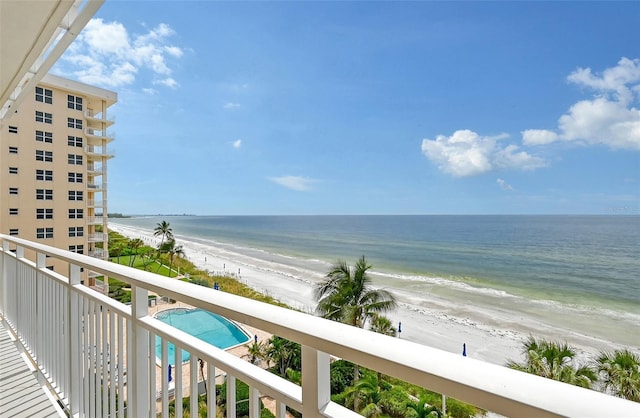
131, 285, 150, 417
301, 346, 330, 417
68, 264, 82, 415
0, 240, 7, 317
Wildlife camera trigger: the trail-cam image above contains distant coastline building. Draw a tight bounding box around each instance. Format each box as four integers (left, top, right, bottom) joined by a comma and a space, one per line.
0, 74, 116, 287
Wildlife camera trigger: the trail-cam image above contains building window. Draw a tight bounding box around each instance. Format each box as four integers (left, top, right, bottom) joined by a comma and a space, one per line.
67, 95, 83, 110
36, 189, 53, 200
69, 227, 84, 237
9, 146, 18, 154
36, 209, 54, 219
36, 150, 53, 162
36, 111, 53, 124
9, 126, 18, 133
68, 172, 83, 183
9, 229, 19, 236
69, 209, 84, 219
67, 118, 83, 129
68, 154, 83, 165
9, 167, 18, 174
68, 190, 84, 201
37, 227, 54, 239
9, 187, 18, 194
9, 208, 18, 215
36, 169, 53, 181
35, 87, 53, 104
67, 136, 83, 147
69, 245, 84, 254
36, 131, 53, 143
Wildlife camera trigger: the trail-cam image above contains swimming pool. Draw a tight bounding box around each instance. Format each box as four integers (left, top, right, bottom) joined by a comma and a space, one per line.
154, 308, 251, 365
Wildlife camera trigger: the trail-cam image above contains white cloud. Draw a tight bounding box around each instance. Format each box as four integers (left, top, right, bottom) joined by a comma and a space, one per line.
421, 129, 546, 177
153, 78, 179, 89
224, 102, 241, 110
497, 178, 514, 191
522, 57, 640, 150
232, 139, 242, 148
55, 18, 184, 89
268, 176, 317, 191
522, 129, 559, 145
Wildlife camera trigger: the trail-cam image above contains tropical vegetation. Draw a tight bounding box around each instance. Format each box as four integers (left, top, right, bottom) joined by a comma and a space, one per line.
596, 349, 640, 402
506, 336, 597, 389
507, 337, 640, 404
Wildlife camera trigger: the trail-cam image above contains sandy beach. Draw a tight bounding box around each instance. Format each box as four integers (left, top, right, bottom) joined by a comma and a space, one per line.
109, 223, 632, 367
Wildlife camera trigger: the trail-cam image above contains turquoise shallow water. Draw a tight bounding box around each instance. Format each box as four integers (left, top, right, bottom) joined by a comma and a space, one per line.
116, 215, 640, 346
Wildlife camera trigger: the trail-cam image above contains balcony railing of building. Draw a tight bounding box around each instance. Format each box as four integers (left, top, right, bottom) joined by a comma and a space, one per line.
87, 182, 107, 192
1, 234, 638, 418
87, 199, 105, 209
87, 164, 104, 176
85, 110, 115, 128
87, 233, 106, 242
88, 248, 106, 258
87, 216, 105, 225
84, 127, 115, 144
85, 145, 115, 161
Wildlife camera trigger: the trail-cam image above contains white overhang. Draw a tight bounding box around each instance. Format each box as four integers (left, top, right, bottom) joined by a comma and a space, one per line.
0, 0, 104, 120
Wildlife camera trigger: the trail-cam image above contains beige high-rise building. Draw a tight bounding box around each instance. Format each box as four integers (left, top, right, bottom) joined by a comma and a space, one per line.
0, 73, 116, 286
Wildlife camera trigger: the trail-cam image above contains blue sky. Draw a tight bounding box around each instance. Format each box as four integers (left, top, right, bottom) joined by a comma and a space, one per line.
52, 1, 639, 215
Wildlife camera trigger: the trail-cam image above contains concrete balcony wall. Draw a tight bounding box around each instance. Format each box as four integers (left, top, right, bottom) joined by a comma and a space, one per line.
1, 234, 638, 418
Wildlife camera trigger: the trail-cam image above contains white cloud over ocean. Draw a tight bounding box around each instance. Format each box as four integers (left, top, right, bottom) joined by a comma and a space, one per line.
522, 57, 640, 150
421, 130, 546, 177
268, 176, 317, 191
55, 18, 183, 90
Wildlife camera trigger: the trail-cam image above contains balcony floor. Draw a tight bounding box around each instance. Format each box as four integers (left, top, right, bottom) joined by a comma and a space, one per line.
0, 320, 62, 417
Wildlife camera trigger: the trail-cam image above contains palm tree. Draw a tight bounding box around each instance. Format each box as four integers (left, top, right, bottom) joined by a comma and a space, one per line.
506, 336, 597, 389
315, 255, 397, 411
406, 396, 443, 418
344, 374, 385, 417
369, 314, 397, 337
127, 238, 144, 267
247, 340, 266, 365
154, 220, 174, 272
315, 256, 397, 329
596, 349, 640, 402
265, 336, 301, 377
165, 240, 185, 277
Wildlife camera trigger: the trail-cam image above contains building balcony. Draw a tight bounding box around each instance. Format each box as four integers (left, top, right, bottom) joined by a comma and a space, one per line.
86, 199, 105, 208
87, 233, 106, 242
88, 248, 106, 258
85, 145, 114, 160
84, 127, 114, 144
87, 216, 105, 225
87, 182, 106, 192
84, 110, 115, 128
0, 234, 638, 418
86, 164, 104, 176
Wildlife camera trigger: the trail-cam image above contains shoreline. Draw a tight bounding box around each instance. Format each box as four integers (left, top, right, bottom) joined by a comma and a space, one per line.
108, 222, 636, 367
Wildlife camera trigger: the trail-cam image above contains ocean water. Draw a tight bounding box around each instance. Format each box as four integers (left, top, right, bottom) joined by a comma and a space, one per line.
112, 215, 640, 346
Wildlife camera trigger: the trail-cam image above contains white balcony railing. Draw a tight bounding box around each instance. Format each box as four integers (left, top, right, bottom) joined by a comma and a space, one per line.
86, 200, 105, 208
84, 110, 115, 127
1, 234, 638, 418
87, 216, 104, 224
87, 233, 106, 242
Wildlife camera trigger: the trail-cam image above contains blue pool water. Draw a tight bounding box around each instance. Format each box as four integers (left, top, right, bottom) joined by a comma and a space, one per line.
155, 308, 250, 365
